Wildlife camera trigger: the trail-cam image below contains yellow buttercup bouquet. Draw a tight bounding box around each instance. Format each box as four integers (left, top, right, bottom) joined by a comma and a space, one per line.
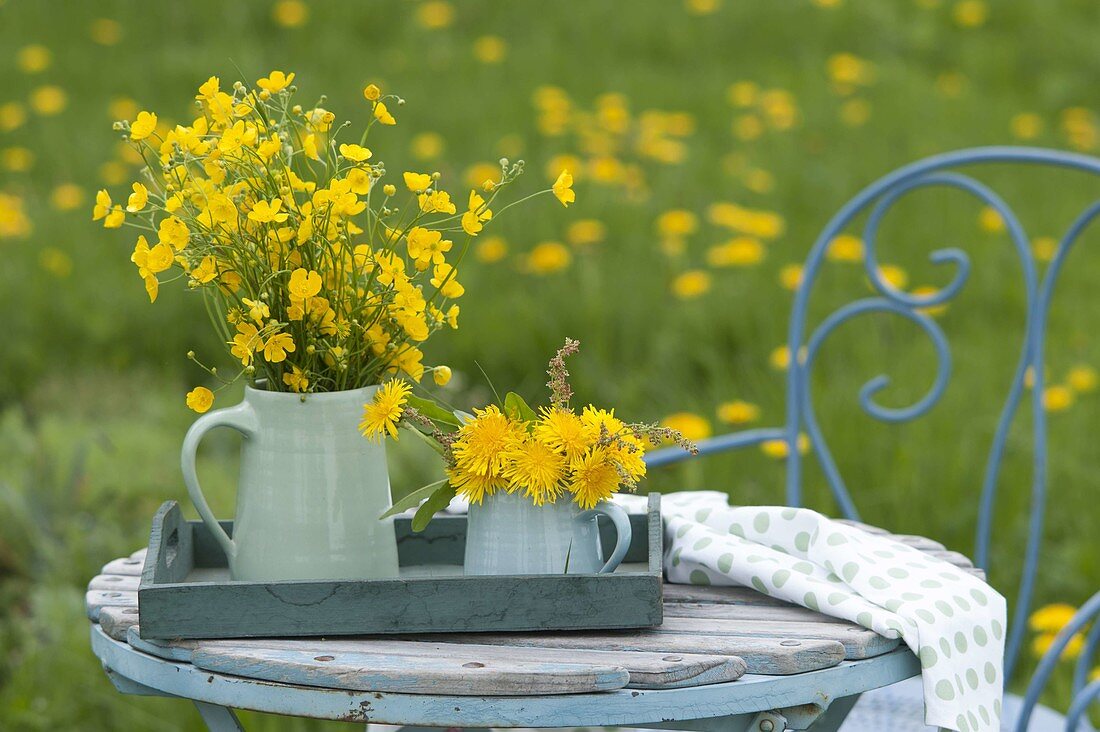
369, 339, 696, 529
95, 71, 575, 411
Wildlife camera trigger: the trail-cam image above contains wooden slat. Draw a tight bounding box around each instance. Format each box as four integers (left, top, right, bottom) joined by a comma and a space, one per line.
98, 606, 141, 641
417, 631, 844, 675
663, 584, 788, 606
834, 519, 890, 535
664, 602, 849, 624
85, 590, 137, 620
101, 557, 145, 576
88, 574, 140, 592
125, 633, 744, 689
189, 644, 631, 696
653, 616, 900, 660
891, 534, 946, 552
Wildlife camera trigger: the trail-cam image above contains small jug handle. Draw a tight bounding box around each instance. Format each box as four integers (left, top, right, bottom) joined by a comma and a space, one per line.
577, 501, 632, 573
180, 402, 257, 562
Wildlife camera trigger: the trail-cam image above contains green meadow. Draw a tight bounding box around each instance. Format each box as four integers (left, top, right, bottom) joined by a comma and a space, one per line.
1, 0, 1099, 727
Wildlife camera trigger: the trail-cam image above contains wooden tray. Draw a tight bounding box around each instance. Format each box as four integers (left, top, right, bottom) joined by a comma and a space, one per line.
137, 494, 663, 640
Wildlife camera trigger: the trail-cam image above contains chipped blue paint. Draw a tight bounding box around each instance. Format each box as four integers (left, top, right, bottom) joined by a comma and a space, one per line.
90, 625, 919, 727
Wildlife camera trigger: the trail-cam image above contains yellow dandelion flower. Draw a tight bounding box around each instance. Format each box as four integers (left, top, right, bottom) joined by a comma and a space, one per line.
661, 412, 712, 441
186, 386, 214, 414
978, 206, 1006, 233
953, 0, 988, 28
1067, 365, 1098, 393
473, 35, 507, 64
90, 18, 123, 45
707, 237, 765, 267
1011, 113, 1043, 141
502, 436, 567, 506
657, 209, 698, 238
761, 434, 811, 459
417, 0, 455, 29
476, 236, 508, 263
410, 132, 444, 160
526, 241, 572, 275
1031, 632, 1084, 660
272, 0, 309, 27
448, 466, 507, 505
359, 380, 412, 440
452, 405, 524, 477
16, 45, 52, 74
671, 270, 711, 299
876, 264, 909, 291
779, 264, 804, 291
1032, 237, 1058, 262
567, 219, 606, 247
536, 408, 593, 462
1043, 385, 1074, 412
717, 400, 760, 425
50, 183, 84, 211
568, 448, 622, 510
30, 85, 67, 116
912, 286, 949, 317
1029, 603, 1078, 633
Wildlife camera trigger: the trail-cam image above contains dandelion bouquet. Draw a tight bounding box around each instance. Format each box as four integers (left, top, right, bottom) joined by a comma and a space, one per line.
95, 71, 574, 412
369, 339, 696, 529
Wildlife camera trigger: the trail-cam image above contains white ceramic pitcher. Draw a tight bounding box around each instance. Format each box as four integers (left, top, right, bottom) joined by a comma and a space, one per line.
181, 384, 400, 581
463, 490, 632, 575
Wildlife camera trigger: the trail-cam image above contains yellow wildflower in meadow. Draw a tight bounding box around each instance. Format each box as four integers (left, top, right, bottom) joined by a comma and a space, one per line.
362, 340, 696, 517
717, 400, 760, 425
671, 270, 711, 299
95, 72, 568, 412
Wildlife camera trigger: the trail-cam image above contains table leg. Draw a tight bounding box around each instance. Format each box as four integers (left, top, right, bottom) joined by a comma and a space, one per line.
804, 695, 860, 731
194, 701, 244, 732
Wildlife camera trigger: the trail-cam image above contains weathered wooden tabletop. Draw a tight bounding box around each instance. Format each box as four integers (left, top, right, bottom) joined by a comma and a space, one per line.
87, 521, 980, 729
85, 517, 981, 726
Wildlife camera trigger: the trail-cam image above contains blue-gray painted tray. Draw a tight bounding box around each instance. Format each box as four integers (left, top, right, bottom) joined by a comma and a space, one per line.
137, 494, 663, 640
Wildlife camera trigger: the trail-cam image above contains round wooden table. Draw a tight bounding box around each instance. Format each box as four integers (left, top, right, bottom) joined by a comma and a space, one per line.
84, 535, 980, 732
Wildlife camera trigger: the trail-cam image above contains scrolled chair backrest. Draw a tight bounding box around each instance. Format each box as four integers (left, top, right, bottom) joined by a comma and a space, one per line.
645, 147, 1100, 711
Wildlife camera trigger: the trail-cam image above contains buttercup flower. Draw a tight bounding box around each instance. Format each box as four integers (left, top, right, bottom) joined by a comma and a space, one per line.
257, 70, 295, 94
552, 169, 575, 206
186, 386, 215, 414
129, 111, 157, 141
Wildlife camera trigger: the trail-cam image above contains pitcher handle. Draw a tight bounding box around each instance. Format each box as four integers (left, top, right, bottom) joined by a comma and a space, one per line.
180, 402, 257, 562
578, 500, 632, 574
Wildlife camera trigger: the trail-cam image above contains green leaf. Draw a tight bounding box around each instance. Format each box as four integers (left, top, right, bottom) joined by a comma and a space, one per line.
378, 478, 448, 520
406, 394, 461, 427
411, 482, 457, 532
504, 391, 538, 423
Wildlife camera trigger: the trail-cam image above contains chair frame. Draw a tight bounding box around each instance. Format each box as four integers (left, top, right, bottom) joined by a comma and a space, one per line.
645, 146, 1100, 728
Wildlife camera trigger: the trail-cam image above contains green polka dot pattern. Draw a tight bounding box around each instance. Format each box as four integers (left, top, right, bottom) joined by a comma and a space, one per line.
638, 495, 1007, 732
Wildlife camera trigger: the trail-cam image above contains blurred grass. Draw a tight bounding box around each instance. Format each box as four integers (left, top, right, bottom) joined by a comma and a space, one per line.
2, 0, 1100, 728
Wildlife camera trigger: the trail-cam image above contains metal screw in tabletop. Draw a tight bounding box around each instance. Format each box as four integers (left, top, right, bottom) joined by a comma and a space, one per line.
662, 655, 683, 662
759, 720, 775, 732
780, 640, 800, 646
314, 655, 334, 662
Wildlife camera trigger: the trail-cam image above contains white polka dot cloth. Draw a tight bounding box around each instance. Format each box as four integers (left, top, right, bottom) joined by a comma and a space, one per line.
614, 492, 1007, 732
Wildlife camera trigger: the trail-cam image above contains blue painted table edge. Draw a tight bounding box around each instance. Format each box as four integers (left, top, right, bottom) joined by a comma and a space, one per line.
90, 624, 920, 727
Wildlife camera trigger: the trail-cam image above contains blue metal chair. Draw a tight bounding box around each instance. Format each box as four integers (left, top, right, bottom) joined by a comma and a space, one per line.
646, 147, 1100, 730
